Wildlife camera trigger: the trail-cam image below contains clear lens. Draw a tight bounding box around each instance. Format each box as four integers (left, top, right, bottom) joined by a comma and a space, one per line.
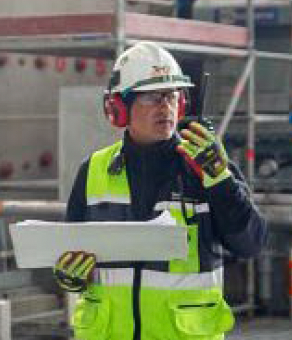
137, 90, 180, 106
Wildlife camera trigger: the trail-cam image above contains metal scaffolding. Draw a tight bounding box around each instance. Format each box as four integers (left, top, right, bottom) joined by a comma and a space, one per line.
119, 0, 292, 188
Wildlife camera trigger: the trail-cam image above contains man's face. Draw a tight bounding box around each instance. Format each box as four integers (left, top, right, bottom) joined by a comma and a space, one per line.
128, 89, 180, 144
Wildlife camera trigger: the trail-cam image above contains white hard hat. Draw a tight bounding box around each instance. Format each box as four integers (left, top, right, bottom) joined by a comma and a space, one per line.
109, 41, 194, 94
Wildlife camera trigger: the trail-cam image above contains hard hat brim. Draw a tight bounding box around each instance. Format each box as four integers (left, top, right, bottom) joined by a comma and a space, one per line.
133, 81, 194, 92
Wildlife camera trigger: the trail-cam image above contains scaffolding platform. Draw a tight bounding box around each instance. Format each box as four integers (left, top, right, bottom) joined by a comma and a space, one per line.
0, 12, 248, 56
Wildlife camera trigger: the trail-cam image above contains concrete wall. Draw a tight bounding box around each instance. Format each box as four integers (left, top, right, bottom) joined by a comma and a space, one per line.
0, 52, 113, 200
59, 86, 122, 202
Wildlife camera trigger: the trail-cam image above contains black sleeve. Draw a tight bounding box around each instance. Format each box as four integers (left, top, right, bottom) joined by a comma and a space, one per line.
228, 160, 251, 194
207, 172, 268, 258
65, 159, 90, 222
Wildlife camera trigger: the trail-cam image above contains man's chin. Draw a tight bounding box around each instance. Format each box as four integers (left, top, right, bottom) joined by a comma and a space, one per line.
155, 130, 175, 142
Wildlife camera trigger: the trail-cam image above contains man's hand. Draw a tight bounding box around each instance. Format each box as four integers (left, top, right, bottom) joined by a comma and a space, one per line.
176, 122, 231, 188
53, 251, 96, 292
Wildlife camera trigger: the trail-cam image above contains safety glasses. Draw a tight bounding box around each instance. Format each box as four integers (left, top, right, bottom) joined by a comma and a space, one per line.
137, 90, 180, 106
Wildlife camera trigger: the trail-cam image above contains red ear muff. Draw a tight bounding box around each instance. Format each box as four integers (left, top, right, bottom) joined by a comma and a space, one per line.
104, 93, 128, 128
178, 91, 186, 120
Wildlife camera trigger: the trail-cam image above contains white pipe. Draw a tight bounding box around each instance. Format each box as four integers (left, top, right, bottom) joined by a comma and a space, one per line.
289, 249, 292, 319
127, 0, 173, 5
0, 200, 66, 217
127, 39, 249, 57
0, 180, 58, 191
195, 0, 290, 6
12, 309, 64, 324
0, 300, 11, 340
116, 0, 126, 57
256, 50, 292, 61
0, 115, 57, 121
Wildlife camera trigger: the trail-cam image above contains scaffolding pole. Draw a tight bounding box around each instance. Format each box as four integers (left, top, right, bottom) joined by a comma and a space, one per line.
247, 0, 256, 317
116, 0, 126, 57
247, 0, 256, 188
217, 0, 257, 315
217, 55, 255, 138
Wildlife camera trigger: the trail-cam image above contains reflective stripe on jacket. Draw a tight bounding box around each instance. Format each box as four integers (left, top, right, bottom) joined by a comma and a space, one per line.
72, 140, 234, 340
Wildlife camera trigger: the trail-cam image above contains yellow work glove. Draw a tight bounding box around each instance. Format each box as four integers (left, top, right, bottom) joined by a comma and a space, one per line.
176, 122, 231, 188
53, 251, 96, 292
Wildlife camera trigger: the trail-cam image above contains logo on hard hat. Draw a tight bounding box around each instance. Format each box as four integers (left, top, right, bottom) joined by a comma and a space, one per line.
119, 56, 129, 67
151, 66, 171, 77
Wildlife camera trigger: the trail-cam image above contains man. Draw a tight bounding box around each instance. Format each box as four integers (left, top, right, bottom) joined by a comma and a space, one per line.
54, 41, 267, 340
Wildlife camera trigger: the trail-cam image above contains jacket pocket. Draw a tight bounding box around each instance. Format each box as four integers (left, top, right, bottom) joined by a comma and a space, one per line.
72, 295, 110, 340
169, 289, 234, 338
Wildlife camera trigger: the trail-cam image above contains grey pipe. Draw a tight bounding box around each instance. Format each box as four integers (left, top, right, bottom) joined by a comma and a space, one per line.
0, 201, 65, 218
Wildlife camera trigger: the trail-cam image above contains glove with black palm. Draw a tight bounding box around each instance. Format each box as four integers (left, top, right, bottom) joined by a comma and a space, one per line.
176, 121, 231, 188
53, 251, 96, 292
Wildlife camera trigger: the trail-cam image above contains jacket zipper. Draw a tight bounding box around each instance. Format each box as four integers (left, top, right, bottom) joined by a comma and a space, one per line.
133, 263, 143, 340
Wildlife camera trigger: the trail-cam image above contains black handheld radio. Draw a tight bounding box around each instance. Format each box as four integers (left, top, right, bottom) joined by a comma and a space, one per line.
177, 72, 211, 131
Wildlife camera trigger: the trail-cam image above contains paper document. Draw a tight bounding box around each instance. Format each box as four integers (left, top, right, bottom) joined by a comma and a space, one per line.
9, 214, 187, 269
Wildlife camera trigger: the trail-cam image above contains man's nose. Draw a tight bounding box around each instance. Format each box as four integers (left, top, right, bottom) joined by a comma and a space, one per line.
159, 102, 172, 114
159, 95, 173, 108
159, 102, 177, 117
161, 102, 178, 118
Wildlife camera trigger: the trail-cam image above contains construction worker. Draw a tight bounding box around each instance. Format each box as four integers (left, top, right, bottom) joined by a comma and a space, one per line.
53, 41, 267, 340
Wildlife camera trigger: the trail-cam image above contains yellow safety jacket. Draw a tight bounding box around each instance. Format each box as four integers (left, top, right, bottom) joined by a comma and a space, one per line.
72, 140, 234, 340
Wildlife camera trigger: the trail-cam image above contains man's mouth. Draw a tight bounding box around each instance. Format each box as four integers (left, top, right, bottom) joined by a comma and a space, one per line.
156, 118, 173, 126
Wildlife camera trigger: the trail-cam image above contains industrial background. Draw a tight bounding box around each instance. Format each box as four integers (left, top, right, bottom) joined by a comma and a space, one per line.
0, 0, 291, 339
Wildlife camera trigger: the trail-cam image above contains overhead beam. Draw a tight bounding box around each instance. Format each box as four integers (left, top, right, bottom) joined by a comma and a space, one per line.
125, 12, 248, 47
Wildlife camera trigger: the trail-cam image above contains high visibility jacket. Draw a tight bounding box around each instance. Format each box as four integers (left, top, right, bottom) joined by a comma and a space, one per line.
71, 140, 235, 340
